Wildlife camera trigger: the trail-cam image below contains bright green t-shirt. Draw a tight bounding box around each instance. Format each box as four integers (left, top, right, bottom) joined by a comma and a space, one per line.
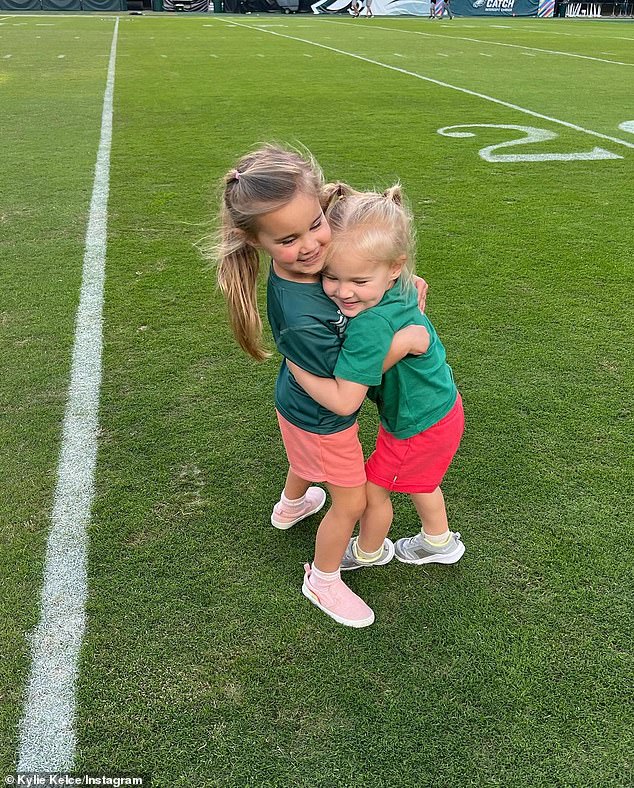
333, 281, 458, 439
267, 266, 359, 435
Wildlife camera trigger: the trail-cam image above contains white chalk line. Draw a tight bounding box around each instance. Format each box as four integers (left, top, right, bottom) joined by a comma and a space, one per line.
216, 19, 634, 152
17, 16, 118, 774
328, 19, 634, 67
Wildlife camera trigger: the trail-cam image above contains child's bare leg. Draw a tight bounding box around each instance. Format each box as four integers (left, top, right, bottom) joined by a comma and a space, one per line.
357, 482, 393, 554
394, 486, 464, 565
283, 468, 311, 500
304, 483, 374, 628
410, 486, 448, 537
313, 483, 366, 572
271, 468, 326, 530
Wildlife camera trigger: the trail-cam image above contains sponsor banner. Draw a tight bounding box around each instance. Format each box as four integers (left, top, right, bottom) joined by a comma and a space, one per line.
456, 0, 538, 14
312, 0, 432, 14
312, 0, 539, 14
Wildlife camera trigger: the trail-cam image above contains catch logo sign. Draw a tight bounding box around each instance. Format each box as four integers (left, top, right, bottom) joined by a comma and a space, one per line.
473, 0, 516, 9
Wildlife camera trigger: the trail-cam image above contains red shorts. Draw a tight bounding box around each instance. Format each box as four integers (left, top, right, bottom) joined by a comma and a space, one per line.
365, 394, 464, 494
276, 411, 366, 488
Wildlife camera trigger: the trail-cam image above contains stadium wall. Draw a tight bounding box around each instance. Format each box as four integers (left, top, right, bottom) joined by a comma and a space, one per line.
0, 0, 125, 7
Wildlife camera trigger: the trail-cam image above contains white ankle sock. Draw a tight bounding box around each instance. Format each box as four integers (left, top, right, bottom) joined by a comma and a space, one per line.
310, 563, 340, 588
281, 491, 306, 509
423, 529, 451, 546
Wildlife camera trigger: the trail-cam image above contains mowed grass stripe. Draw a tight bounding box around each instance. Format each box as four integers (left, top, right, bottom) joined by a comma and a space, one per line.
17, 17, 119, 773
331, 19, 634, 65
218, 18, 634, 152
0, 18, 119, 774
249, 17, 632, 140
72, 19, 631, 787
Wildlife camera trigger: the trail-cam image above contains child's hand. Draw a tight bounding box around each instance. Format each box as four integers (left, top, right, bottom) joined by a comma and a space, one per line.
401, 324, 430, 356
412, 275, 428, 313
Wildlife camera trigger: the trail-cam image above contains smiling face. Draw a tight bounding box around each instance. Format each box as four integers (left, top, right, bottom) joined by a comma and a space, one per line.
251, 191, 332, 283
321, 247, 403, 318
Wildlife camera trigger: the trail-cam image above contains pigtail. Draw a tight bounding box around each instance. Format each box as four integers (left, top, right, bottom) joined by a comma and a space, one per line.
321, 181, 356, 216
382, 184, 403, 206
215, 204, 270, 362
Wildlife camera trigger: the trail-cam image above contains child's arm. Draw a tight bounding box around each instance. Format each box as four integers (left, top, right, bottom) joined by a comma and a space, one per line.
383, 324, 430, 372
286, 360, 366, 416
286, 324, 430, 416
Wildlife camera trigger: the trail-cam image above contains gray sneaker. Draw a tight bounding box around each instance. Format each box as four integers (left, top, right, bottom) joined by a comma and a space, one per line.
340, 537, 395, 571
394, 531, 464, 565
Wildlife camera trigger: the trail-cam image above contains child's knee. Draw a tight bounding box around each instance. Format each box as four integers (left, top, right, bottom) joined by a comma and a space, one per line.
329, 485, 366, 522
343, 495, 367, 522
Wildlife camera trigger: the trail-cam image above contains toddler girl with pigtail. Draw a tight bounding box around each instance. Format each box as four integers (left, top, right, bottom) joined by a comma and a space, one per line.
287, 183, 466, 575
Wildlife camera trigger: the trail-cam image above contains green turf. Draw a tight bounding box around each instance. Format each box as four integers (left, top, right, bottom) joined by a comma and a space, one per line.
2, 13, 633, 787
0, 17, 120, 770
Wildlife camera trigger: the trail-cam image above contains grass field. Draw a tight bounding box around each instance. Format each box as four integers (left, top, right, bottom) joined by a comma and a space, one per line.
1, 11, 633, 787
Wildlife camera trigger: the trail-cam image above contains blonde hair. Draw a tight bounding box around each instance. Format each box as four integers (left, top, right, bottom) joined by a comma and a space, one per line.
321, 182, 415, 287
210, 144, 324, 361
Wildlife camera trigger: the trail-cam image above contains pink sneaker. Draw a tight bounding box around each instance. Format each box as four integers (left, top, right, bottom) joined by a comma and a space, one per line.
301, 564, 375, 628
270, 487, 327, 530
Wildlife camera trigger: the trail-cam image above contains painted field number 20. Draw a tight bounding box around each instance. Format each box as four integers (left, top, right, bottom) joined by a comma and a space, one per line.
437, 124, 622, 162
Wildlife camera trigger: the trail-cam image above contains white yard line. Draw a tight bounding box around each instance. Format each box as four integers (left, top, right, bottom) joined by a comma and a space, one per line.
328, 19, 634, 67
17, 17, 118, 774
218, 19, 634, 152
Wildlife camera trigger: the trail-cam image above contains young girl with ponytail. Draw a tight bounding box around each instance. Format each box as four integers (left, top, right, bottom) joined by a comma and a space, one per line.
212, 144, 428, 628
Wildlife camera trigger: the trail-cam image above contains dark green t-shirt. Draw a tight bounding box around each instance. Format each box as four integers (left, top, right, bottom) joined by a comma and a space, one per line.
334, 281, 458, 439
267, 266, 360, 435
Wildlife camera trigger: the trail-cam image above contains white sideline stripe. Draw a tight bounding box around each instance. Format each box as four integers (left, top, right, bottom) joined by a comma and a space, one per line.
17, 17, 118, 774
328, 19, 634, 67
217, 20, 634, 152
